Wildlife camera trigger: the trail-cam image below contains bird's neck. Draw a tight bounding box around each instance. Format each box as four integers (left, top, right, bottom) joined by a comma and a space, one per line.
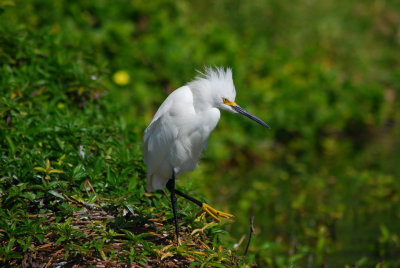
189, 82, 216, 113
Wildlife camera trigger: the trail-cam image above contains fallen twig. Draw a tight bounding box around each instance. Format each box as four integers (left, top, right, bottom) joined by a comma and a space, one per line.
244, 216, 255, 256
84, 179, 100, 202
45, 248, 64, 268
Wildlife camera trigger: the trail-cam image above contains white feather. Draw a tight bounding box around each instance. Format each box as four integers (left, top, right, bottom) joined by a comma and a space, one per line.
144, 67, 268, 192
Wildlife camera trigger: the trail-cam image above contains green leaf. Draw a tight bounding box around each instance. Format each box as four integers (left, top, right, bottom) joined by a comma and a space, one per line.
33, 167, 46, 172
73, 164, 87, 179
49, 169, 64, 174
48, 190, 65, 200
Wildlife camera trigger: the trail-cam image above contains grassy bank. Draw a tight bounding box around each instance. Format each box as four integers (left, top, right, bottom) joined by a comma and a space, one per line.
1, 0, 400, 267
0, 22, 240, 267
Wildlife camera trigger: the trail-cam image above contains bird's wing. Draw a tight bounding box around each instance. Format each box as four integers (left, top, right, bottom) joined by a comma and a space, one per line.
144, 98, 173, 143
144, 85, 191, 143
143, 116, 175, 169
143, 86, 194, 174
143, 107, 175, 168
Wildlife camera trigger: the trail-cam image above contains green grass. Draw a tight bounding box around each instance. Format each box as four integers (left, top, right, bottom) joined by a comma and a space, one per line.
1, 0, 400, 267
0, 23, 242, 267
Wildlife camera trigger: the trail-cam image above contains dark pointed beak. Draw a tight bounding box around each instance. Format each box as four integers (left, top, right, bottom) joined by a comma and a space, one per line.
231, 105, 271, 129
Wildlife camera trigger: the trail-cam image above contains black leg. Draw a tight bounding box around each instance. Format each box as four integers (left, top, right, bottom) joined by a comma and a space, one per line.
174, 189, 203, 207
166, 171, 179, 241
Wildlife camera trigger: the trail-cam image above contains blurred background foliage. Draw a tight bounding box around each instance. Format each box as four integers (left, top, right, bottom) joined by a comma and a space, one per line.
2, 0, 400, 266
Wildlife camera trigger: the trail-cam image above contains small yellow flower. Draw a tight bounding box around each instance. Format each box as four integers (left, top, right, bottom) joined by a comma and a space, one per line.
113, 70, 130, 86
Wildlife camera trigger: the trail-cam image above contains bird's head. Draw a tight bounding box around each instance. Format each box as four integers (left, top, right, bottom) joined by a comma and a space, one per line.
189, 66, 270, 128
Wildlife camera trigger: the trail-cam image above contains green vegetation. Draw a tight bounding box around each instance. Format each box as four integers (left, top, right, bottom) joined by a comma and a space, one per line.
1, 0, 400, 267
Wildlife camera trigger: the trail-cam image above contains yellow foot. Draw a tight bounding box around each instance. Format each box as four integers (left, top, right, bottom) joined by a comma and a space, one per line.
201, 203, 233, 222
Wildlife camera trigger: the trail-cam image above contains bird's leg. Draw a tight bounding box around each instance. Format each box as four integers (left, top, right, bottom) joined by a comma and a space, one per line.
174, 189, 233, 222
166, 171, 180, 242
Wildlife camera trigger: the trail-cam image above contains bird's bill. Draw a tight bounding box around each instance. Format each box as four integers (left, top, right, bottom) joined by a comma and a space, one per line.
231, 104, 271, 129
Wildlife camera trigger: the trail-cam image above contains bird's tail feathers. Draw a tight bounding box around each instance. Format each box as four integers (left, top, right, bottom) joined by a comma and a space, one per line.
147, 173, 168, 192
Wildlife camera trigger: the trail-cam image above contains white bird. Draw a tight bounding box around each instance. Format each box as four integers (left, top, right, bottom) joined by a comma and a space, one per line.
143, 67, 270, 240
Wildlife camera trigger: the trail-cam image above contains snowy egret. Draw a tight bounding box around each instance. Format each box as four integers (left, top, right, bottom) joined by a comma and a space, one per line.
143, 67, 270, 240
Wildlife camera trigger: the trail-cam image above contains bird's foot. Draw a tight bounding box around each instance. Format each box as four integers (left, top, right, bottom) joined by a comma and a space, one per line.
201, 203, 233, 222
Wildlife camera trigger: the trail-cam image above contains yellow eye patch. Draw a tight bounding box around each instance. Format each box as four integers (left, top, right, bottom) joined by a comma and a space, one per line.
222, 98, 237, 106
